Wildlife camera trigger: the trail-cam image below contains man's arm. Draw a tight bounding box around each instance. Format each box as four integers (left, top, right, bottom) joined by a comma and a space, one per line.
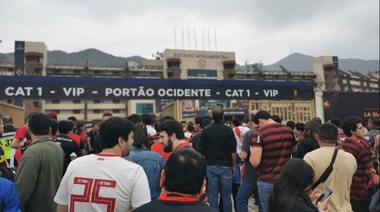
56, 204, 68, 212
249, 147, 262, 167
86, 136, 92, 152
15, 156, 39, 210
292, 144, 297, 153
11, 137, 23, 149
240, 151, 247, 160
231, 152, 236, 176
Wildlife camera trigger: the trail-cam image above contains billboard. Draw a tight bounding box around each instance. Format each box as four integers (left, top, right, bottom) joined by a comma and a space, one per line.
323, 92, 380, 124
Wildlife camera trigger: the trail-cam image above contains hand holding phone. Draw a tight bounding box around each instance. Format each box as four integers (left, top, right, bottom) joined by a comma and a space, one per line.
317, 188, 332, 202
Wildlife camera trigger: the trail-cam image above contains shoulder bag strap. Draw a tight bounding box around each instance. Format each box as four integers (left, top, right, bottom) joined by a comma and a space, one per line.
312, 148, 339, 189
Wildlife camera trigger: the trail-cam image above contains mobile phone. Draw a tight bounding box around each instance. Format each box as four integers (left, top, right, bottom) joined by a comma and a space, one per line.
317, 188, 332, 202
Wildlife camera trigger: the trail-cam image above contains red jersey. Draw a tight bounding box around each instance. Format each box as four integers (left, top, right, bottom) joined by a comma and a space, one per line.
251, 122, 296, 183
151, 140, 172, 162
339, 135, 373, 201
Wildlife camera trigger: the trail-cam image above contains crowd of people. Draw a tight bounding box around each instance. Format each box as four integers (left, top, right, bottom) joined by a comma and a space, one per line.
0, 109, 379, 212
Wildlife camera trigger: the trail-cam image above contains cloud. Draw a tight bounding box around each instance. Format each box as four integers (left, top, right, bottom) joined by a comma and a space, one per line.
0, 0, 378, 65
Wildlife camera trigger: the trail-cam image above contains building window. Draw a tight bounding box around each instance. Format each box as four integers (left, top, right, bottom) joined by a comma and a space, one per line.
93, 100, 101, 104
73, 100, 81, 104
73, 110, 81, 114
136, 103, 153, 114
6, 99, 13, 104
188, 69, 217, 77
112, 109, 120, 114
52, 100, 60, 104
93, 109, 101, 114
113, 100, 120, 104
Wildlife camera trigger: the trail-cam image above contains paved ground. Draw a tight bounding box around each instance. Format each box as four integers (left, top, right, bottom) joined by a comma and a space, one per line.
247, 197, 259, 212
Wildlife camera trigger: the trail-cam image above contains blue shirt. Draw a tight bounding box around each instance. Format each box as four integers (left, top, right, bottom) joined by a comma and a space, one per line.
125, 146, 165, 200
0, 177, 21, 212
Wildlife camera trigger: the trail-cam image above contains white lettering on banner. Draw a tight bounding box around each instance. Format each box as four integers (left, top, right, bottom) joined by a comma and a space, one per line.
5, 86, 35, 96
264, 90, 278, 97
157, 88, 211, 97
63, 87, 85, 96
225, 89, 251, 97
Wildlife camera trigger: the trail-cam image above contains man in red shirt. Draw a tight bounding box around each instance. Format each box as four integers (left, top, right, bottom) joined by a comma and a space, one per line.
339, 116, 375, 212
158, 120, 191, 153
249, 110, 297, 212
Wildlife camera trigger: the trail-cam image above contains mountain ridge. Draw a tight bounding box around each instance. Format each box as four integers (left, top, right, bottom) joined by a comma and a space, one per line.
1, 49, 378, 74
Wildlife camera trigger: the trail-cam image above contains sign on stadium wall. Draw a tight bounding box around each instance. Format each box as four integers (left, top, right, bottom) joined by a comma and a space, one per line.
0, 76, 313, 100
323, 92, 380, 123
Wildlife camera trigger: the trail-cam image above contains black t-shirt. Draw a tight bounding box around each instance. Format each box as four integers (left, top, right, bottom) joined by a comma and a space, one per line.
241, 128, 258, 183
56, 134, 82, 174
134, 199, 218, 212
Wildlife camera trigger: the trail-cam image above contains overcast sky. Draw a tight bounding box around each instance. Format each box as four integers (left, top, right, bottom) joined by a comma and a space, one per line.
0, 0, 379, 65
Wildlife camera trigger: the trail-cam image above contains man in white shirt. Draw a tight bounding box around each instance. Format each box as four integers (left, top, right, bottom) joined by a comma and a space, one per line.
231, 116, 250, 156
55, 117, 150, 212
141, 114, 157, 136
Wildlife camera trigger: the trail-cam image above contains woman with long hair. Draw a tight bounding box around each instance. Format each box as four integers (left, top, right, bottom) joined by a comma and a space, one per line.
268, 158, 331, 212
125, 123, 165, 200
292, 120, 321, 158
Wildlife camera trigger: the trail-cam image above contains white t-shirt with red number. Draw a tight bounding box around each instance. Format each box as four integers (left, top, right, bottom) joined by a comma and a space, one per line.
54, 154, 151, 212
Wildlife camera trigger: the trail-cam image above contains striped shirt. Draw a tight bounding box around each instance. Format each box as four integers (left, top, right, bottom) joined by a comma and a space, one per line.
339, 135, 372, 201
251, 122, 296, 183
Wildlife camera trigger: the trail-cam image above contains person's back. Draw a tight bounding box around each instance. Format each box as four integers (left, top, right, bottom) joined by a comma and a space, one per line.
250, 110, 296, 212
55, 117, 151, 211
253, 122, 296, 182
15, 113, 65, 212
304, 148, 356, 211
0, 177, 21, 212
56, 154, 150, 211
200, 121, 236, 165
0, 116, 17, 163
135, 148, 218, 212
126, 146, 164, 200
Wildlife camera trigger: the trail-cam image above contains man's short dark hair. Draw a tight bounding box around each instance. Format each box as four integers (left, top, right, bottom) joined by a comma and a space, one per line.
186, 123, 194, 132
295, 123, 305, 132
340, 116, 363, 137
201, 118, 212, 129
127, 114, 141, 125
164, 148, 206, 195
67, 121, 75, 131
99, 117, 135, 149
253, 110, 271, 124
102, 112, 113, 117
67, 116, 77, 123
272, 115, 282, 124
158, 120, 184, 140
329, 117, 341, 128
286, 121, 295, 129
232, 118, 240, 127
194, 117, 203, 125
318, 123, 338, 143
242, 115, 249, 124
141, 114, 153, 125
28, 113, 51, 136
212, 107, 224, 122
58, 120, 71, 134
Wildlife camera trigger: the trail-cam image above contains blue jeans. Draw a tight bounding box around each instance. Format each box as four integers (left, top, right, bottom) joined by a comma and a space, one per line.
257, 181, 273, 212
236, 179, 263, 212
207, 165, 233, 211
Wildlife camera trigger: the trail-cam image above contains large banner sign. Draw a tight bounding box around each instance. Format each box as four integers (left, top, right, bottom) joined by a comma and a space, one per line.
0, 76, 313, 100
323, 92, 380, 123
